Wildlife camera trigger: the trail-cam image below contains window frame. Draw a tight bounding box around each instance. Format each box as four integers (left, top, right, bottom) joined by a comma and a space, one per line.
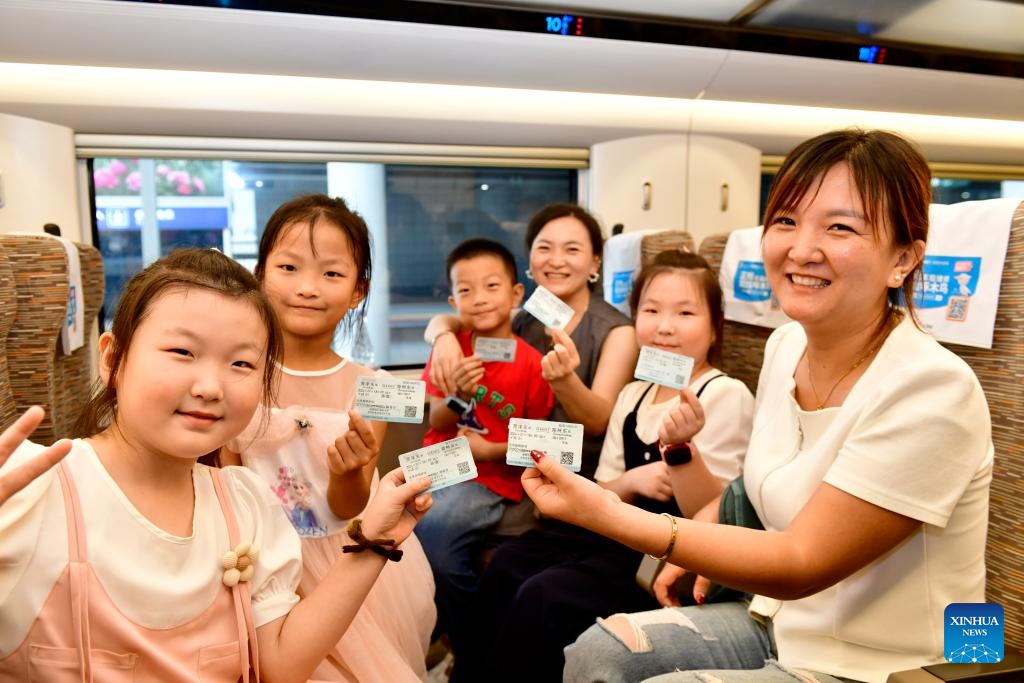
77, 136, 587, 369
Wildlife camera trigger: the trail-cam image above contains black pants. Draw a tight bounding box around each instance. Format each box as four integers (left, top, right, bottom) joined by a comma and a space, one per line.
451, 520, 659, 683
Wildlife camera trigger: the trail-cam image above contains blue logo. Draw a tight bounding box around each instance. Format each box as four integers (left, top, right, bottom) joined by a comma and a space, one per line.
914, 256, 981, 309
944, 603, 1003, 663
610, 270, 635, 305
733, 260, 772, 302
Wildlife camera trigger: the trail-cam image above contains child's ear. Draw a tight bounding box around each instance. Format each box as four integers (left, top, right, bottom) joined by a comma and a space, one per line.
349, 282, 368, 310
448, 294, 457, 311
512, 282, 525, 308
97, 331, 117, 387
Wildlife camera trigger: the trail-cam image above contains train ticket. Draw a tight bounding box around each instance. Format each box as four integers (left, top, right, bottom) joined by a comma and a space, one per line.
399, 436, 477, 493
506, 418, 583, 472
522, 285, 575, 330
634, 346, 694, 390
354, 376, 426, 423
474, 336, 517, 362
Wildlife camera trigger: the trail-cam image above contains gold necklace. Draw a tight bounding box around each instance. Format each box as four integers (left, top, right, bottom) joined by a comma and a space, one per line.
805, 322, 893, 410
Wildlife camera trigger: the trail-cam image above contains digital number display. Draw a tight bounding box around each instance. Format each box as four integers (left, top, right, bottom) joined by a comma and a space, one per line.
858, 45, 887, 64
545, 14, 583, 36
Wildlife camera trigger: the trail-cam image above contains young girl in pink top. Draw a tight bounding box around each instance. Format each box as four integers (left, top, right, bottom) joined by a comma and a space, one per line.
222, 194, 436, 681
0, 248, 432, 682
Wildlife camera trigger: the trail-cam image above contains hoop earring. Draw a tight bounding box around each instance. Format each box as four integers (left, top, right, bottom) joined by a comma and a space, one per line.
588, 272, 600, 284
525, 268, 535, 281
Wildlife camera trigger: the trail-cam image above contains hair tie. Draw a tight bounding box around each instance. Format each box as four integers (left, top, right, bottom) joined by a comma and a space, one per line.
341, 518, 403, 562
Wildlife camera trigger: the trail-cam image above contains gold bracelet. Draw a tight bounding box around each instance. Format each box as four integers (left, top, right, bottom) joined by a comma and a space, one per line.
647, 513, 677, 561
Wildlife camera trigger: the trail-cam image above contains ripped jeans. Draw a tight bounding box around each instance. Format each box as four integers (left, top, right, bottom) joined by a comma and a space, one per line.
563, 602, 860, 683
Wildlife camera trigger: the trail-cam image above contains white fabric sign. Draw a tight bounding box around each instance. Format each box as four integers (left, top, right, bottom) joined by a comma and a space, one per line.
58, 238, 85, 354
916, 198, 1017, 349
720, 226, 791, 329
719, 199, 1018, 349
602, 229, 682, 315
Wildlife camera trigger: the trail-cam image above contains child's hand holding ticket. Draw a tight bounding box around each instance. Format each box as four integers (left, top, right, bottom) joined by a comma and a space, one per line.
634, 346, 694, 390
399, 437, 478, 493
355, 376, 426, 423
506, 418, 583, 472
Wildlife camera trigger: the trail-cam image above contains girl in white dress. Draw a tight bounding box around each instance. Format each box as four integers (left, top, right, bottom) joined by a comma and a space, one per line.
223, 194, 436, 682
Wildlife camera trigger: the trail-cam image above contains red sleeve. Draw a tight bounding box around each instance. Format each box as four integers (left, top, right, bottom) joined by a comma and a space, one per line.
421, 352, 444, 399
523, 347, 555, 419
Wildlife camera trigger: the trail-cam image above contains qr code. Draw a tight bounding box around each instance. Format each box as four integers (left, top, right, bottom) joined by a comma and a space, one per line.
946, 296, 969, 322
404, 405, 418, 418
502, 352, 512, 360
559, 451, 574, 466
673, 374, 685, 386
456, 461, 471, 475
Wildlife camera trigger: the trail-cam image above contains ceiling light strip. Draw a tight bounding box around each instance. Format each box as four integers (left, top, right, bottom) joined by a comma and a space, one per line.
74, 135, 589, 169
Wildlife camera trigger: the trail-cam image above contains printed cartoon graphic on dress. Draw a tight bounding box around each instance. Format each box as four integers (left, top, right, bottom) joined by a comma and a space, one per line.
273, 465, 328, 537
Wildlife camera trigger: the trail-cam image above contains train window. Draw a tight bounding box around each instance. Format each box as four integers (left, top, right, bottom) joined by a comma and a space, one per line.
930, 178, 1024, 204
758, 170, 1024, 219
89, 157, 576, 368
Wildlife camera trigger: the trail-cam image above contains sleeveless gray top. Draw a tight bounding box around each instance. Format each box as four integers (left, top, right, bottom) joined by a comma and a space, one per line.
513, 291, 632, 480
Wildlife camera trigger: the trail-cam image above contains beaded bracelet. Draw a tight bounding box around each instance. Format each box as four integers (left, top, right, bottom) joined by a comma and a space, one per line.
341, 518, 404, 562
647, 512, 678, 562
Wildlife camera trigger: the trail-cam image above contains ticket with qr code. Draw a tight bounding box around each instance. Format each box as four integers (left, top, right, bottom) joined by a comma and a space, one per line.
399, 436, 477, 493
474, 336, 517, 362
506, 418, 583, 472
633, 346, 694, 390
522, 285, 576, 330
354, 376, 426, 423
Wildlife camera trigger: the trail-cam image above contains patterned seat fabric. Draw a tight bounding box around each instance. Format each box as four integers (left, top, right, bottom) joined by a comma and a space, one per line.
0, 235, 104, 441
640, 230, 695, 267
0, 249, 16, 428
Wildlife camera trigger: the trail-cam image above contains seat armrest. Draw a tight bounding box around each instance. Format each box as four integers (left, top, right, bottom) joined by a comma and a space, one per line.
887, 652, 1024, 682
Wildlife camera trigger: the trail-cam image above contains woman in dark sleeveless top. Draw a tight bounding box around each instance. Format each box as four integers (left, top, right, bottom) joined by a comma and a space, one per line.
427, 203, 637, 480
450, 252, 754, 682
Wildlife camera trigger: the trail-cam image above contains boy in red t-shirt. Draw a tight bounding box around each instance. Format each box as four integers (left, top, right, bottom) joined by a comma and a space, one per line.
417, 238, 554, 659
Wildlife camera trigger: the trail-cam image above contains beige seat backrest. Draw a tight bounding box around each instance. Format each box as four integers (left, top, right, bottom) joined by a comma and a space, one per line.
0, 234, 104, 441
700, 200, 1024, 653
640, 230, 695, 267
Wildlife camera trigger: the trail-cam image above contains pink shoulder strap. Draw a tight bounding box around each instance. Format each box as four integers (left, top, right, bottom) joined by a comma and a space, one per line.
208, 467, 261, 683
56, 460, 93, 682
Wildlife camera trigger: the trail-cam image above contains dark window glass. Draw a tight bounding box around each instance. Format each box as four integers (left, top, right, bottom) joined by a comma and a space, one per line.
90, 157, 574, 367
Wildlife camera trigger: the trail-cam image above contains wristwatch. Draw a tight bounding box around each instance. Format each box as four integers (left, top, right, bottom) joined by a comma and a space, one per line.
658, 440, 693, 466
445, 395, 472, 416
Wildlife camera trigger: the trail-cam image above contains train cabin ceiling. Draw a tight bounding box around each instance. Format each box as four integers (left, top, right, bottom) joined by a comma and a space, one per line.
0, 0, 1022, 162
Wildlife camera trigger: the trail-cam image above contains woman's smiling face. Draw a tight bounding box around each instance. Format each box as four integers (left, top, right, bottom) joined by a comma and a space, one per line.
528, 215, 600, 301
761, 162, 907, 334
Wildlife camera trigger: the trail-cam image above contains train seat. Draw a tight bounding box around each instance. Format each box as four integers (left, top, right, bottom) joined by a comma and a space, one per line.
0, 248, 16, 428
0, 234, 104, 440
698, 197, 1024, 668
696, 234, 771, 395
